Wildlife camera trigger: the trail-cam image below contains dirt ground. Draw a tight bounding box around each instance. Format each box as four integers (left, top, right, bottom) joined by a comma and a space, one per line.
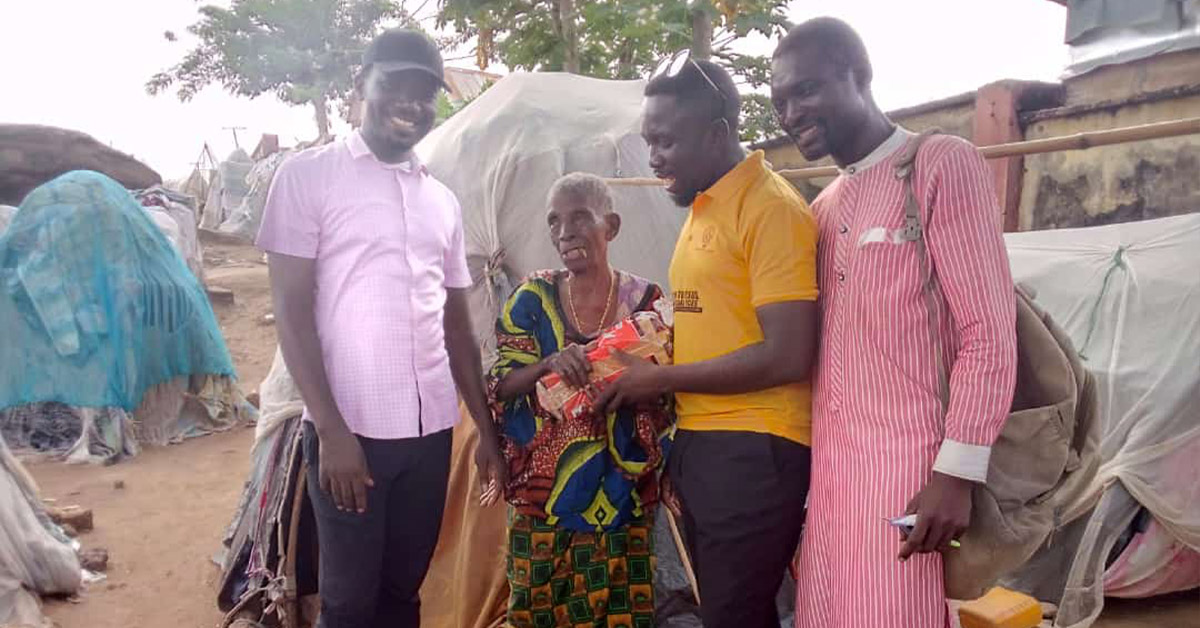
23, 240, 1200, 628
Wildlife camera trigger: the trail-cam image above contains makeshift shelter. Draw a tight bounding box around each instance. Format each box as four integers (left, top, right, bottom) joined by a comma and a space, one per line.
137, 186, 206, 283
173, 167, 211, 207
0, 124, 161, 206
0, 432, 81, 627
1001, 213, 1200, 627
201, 149, 254, 231
0, 171, 249, 464
216, 149, 292, 241
416, 72, 686, 363
217, 347, 312, 627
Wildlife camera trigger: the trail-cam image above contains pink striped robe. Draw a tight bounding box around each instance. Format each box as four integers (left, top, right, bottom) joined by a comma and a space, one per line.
796, 130, 1017, 628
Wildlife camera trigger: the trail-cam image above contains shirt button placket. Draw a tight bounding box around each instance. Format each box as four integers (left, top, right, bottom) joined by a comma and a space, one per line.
397, 171, 423, 436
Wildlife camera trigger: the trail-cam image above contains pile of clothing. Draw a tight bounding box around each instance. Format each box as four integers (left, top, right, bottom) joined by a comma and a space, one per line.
136, 186, 205, 283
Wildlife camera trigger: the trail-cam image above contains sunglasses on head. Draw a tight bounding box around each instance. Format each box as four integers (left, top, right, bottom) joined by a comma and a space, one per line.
652, 50, 728, 110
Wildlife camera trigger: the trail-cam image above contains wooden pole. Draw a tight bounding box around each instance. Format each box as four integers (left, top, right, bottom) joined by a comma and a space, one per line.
605, 116, 1200, 186
665, 508, 702, 605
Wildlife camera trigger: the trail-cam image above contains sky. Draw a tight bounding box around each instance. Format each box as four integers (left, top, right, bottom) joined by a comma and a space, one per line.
0, 0, 1069, 181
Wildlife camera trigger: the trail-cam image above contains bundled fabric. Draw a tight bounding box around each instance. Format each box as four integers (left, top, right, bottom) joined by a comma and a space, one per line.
0, 432, 81, 626
137, 186, 204, 282
217, 347, 310, 620
0, 170, 236, 417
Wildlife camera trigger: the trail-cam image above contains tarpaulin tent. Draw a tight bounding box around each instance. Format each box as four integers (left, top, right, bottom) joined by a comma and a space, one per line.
0, 171, 249, 464
201, 149, 254, 231
1001, 213, 1200, 627
216, 150, 292, 241
416, 72, 686, 364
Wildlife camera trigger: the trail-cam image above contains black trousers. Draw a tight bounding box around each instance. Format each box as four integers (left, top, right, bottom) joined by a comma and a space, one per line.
302, 422, 452, 628
668, 429, 811, 628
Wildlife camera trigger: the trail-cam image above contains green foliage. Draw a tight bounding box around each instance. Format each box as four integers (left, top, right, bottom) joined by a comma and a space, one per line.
740, 93, 784, 145
436, 0, 790, 143
435, 79, 493, 126
147, 0, 412, 136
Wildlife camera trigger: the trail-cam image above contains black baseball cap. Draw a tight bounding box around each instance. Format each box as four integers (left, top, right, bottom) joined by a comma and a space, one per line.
363, 28, 448, 88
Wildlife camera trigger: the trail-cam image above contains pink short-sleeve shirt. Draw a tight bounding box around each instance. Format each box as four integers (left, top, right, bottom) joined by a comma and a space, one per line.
256, 132, 471, 439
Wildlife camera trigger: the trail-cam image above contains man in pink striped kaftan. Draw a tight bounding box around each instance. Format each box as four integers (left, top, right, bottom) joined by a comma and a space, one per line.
770, 19, 1018, 628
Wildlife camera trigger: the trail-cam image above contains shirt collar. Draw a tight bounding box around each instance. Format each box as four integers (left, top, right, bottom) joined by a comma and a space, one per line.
695, 150, 768, 209
839, 125, 913, 176
346, 131, 427, 175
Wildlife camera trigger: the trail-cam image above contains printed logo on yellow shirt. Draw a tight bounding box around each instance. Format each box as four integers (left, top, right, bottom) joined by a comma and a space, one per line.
699, 225, 717, 250
673, 290, 703, 313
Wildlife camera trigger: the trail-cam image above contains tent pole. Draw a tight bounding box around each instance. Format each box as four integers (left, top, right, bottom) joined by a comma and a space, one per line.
604, 116, 1200, 185
665, 508, 702, 605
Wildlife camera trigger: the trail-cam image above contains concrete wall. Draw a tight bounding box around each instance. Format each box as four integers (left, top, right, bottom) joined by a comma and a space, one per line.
756, 49, 1200, 230
1019, 93, 1200, 230
897, 100, 975, 140
1018, 48, 1200, 229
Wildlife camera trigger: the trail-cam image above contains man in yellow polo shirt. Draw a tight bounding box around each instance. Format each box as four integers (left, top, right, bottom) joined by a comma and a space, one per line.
597, 59, 818, 628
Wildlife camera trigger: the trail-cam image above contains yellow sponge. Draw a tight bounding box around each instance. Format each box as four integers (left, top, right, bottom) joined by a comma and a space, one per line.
958, 587, 1043, 628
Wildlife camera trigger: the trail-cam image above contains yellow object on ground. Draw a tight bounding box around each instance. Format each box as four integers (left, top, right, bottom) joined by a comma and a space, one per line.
957, 587, 1043, 628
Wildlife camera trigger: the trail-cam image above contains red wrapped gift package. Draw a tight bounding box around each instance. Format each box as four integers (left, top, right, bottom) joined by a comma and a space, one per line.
536, 310, 673, 422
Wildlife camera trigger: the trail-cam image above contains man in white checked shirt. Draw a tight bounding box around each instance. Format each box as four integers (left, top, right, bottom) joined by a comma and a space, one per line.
257, 29, 506, 628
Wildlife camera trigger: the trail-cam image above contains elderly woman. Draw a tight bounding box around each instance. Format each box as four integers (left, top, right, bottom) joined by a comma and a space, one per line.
488, 172, 673, 628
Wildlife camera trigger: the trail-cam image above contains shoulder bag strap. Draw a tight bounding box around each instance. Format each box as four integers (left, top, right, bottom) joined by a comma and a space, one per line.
894, 129, 951, 415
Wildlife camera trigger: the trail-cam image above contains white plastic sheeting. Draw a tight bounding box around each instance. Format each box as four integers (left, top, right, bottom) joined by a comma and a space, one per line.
218, 150, 291, 241
416, 72, 686, 365
201, 149, 254, 230
1004, 213, 1200, 627
0, 434, 81, 626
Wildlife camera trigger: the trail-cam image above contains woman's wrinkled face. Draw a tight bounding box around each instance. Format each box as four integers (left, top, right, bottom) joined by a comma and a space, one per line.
547, 195, 616, 275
